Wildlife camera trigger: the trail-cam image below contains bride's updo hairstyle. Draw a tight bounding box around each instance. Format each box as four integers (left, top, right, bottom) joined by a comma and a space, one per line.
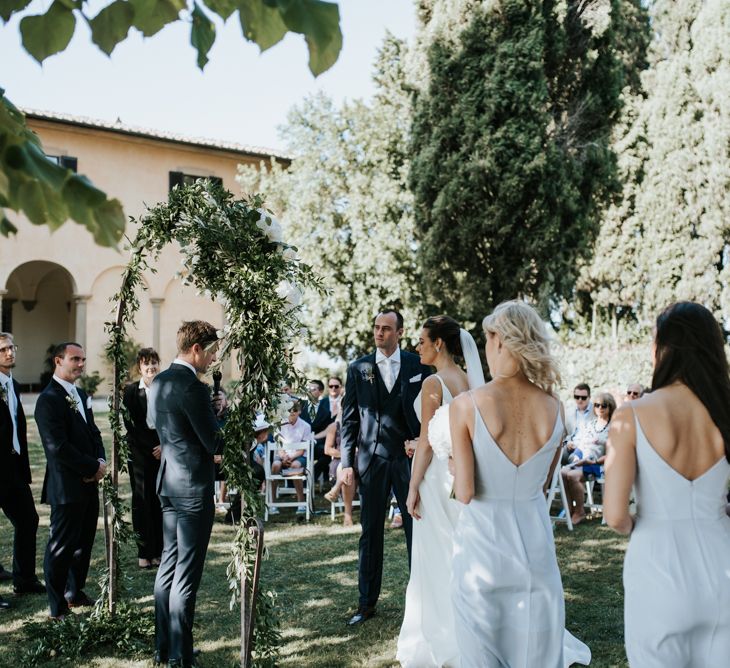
423, 315, 463, 357
652, 301, 730, 463
482, 300, 561, 393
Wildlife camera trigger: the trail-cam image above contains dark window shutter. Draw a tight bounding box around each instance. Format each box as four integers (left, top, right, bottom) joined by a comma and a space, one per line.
169, 171, 185, 191
60, 156, 78, 172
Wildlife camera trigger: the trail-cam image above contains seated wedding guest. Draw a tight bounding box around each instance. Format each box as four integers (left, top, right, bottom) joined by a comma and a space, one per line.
323, 416, 358, 526
605, 302, 730, 667
562, 383, 593, 464
561, 392, 615, 524
624, 383, 644, 401
122, 347, 163, 569
269, 402, 311, 515
301, 379, 337, 488
450, 301, 590, 667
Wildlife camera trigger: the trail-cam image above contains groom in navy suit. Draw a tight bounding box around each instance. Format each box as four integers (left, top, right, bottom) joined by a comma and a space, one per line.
340, 309, 430, 625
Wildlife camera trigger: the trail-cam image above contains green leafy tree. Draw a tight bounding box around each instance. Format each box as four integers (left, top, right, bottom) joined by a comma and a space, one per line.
579, 0, 730, 331
1, 0, 343, 246
239, 36, 423, 359
409, 0, 629, 327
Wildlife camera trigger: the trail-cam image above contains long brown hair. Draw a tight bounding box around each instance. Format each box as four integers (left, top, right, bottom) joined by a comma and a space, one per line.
652, 301, 730, 462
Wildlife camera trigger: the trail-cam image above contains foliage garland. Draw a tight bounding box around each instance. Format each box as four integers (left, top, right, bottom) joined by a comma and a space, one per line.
24, 181, 318, 665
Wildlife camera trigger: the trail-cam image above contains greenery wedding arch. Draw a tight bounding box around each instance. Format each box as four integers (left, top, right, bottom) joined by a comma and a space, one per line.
25, 180, 318, 666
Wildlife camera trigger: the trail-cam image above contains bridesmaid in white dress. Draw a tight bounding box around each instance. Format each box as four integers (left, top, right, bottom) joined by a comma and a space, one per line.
449, 300, 591, 668
604, 301, 730, 667
397, 316, 483, 667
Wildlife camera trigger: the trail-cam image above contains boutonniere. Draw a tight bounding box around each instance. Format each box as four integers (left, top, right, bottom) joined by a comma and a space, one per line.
65, 394, 81, 415
0, 384, 7, 405
360, 363, 375, 385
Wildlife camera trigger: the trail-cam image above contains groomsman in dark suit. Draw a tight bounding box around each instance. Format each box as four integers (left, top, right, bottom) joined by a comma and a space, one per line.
149, 321, 224, 668
340, 309, 430, 625
301, 379, 337, 485
35, 342, 106, 619
0, 333, 45, 609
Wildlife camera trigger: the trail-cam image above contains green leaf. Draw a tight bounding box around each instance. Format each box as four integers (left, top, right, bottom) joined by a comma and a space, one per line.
277, 0, 342, 76
89, 0, 135, 56
191, 2, 215, 69
204, 0, 237, 22
63, 174, 125, 246
238, 0, 287, 51
19, 0, 76, 64
0, 0, 32, 23
129, 0, 185, 37
0, 212, 18, 237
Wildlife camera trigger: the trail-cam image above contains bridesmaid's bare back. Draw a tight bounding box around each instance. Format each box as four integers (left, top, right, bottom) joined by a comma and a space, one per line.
471, 378, 560, 466
634, 384, 725, 481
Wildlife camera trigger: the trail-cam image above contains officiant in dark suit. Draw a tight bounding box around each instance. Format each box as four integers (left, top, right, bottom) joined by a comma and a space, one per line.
149, 321, 224, 668
0, 333, 45, 609
35, 342, 106, 619
340, 309, 430, 625
122, 347, 163, 569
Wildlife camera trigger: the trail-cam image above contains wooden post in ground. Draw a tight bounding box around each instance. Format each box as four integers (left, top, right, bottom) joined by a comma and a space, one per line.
241, 515, 264, 667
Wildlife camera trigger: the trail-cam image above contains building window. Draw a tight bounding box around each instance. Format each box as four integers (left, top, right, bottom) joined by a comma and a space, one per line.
169, 171, 223, 191
1, 299, 12, 332
46, 155, 78, 172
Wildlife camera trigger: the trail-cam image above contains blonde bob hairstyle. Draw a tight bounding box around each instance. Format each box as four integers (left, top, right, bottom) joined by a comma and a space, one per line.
482, 300, 561, 393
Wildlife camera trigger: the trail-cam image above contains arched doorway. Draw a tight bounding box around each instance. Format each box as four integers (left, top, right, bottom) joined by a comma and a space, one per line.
3, 261, 76, 389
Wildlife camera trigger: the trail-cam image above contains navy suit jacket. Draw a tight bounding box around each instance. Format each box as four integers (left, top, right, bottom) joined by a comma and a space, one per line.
301, 397, 334, 439
35, 379, 105, 505
0, 378, 31, 486
340, 350, 431, 474
148, 363, 223, 498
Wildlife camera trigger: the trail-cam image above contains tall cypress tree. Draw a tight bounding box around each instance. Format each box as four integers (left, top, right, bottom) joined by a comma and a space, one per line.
410, 0, 627, 326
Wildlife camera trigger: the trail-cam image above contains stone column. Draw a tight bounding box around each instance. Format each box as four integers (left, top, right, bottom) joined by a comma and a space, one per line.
150, 298, 164, 353
0, 290, 6, 331
73, 294, 92, 349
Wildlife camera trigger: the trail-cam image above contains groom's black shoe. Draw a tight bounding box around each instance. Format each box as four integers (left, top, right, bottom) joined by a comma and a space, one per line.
347, 605, 375, 626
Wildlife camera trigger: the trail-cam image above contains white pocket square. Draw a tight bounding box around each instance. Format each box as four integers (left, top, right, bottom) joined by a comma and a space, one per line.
409, 374, 422, 383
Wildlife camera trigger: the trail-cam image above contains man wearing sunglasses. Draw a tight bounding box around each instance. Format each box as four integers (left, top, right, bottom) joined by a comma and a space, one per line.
624, 384, 644, 401
564, 383, 593, 461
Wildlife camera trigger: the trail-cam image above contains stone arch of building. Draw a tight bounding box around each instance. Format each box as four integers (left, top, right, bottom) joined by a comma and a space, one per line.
2, 260, 78, 389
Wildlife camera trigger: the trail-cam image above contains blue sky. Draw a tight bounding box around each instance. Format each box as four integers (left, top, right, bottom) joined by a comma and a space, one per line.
1, 1, 416, 151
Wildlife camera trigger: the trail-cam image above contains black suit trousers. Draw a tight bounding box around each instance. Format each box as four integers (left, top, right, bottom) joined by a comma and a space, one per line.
0, 482, 40, 586
154, 494, 214, 664
357, 454, 412, 608
44, 490, 99, 616
128, 452, 163, 560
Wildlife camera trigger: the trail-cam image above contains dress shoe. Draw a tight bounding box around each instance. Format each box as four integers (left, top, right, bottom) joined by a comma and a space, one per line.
0, 597, 10, 610
14, 580, 46, 594
0, 566, 12, 581
347, 606, 375, 626
66, 591, 95, 607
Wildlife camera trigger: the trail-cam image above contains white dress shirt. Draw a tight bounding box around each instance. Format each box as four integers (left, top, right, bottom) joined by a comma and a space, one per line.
139, 378, 156, 430
375, 347, 401, 392
0, 370, 21, 454
53, 374, 87, 423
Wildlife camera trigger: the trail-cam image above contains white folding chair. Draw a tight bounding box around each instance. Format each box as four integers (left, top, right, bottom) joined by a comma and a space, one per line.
329, 486, 361, 520
585, 471, 606, 524
263, 439, 314, 522
546, 457, 574, 531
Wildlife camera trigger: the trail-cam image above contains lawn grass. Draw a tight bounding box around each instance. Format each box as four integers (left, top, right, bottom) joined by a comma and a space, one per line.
0, 418, 629, 667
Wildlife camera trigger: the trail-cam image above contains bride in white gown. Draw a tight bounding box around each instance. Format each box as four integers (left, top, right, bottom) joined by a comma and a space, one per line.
397, 316, 484, 667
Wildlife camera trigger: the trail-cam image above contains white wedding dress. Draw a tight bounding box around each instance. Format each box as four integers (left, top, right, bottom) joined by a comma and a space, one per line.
397, 375, 460, 667
452, 393, 591, 668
